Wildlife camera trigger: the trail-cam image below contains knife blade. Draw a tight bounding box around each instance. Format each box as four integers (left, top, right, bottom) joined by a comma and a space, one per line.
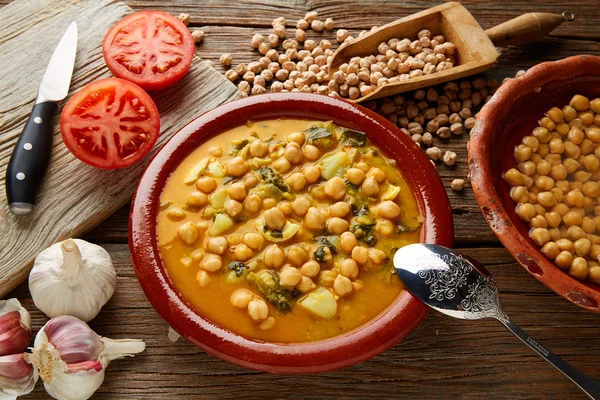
5, 22, 78, 216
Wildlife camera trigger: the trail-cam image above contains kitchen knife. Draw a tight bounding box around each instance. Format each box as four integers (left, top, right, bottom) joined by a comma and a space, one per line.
5, 21, 78, 216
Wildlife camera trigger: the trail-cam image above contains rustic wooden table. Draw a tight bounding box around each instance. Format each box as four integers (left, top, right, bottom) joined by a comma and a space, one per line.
4, 0, 600, 399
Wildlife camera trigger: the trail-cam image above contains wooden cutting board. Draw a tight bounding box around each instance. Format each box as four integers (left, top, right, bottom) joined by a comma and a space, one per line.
0, 0, 240, 297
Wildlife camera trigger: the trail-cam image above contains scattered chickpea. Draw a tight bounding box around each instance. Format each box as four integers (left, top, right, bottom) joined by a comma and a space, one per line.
191, 30, 204, 44
220, 53, 233, 67
451, 178, 466, 191
178, 13, 190, 26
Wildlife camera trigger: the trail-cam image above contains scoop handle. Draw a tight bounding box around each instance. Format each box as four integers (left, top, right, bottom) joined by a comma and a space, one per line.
485, 12, 573, 47
500, 317, 600, 399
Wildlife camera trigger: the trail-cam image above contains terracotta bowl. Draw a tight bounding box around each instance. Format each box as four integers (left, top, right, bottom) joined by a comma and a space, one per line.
469, 55, 600, 313
129, 93, 453, 373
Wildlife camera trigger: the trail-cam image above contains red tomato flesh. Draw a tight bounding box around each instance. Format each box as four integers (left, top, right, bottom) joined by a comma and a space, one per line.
60, 78, 160, 169
102, 11, 194, 91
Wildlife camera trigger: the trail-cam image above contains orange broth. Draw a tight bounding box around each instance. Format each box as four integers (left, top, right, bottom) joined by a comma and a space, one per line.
157, 119, 421, 343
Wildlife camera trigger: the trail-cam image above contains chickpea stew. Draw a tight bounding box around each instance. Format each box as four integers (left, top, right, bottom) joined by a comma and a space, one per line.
505, 95, 600, 285
157, 119, 422, 342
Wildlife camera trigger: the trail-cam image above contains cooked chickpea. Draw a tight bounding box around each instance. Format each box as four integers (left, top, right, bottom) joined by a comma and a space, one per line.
339, 258, 359, 279
196, 270, 210, 287
292, 197, 311, 216
566, 189, 585, 207
250, 140, 269, 157
503, 168, 523, 186
368, 248, 387, 265
225, 198, 243, 217
187, 191, 209, 208
273, 158, 291, 173
167, 207, 186, 221
259, 317, 276, 330
243, 194, 262, 213
226, 156, 249, 176
242, 232, 264, 250
233, 244, 253, 261
555, 251, 573, 269
330, 202, 351, 218
570, 94, 590, 111
530, 228, 551, 246
230, 288, 254, 308
304, 165, 321, 183
228, 182, 247, 201
285, 143, 304, 164
517, 203, 536, 222
202, 254, 223, 272
264, 207, 287, 230
196, 177, 217, 193
352, 246, 369, 264
574, 238, 592, 257
208, 236, 228, 255
368, 167, 386, 183
301, 144, 320, 161
287, 132, 305, 145
567, 225, 587, 241
228, 235, 241, 246
346, 168, 366, 185
340, 231, 358, 253
304, 207, 326, 230
569, 257, 589, 279
541, 241, 560, 259
589, 265, 600, 284
287, 245, 309, 266
248, 298, 269, 321
333, 275, 353, 297
297, 275, 317, 293
377, 200, 401, 219
280, 265, 302, 286
327, 217, 349, 235
264, 244, 285, 268
324, 177, 347, 200
361, 176, 380, 196
178, 222, 199, 245
562, 211, 582, 227
299, 260, 320, 277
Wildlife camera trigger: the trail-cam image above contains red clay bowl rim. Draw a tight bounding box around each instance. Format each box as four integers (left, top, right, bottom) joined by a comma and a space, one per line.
469, 55, 600, 313
129, 93, 454, 373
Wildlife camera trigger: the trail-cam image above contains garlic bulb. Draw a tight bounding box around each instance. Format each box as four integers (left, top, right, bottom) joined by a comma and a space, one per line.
31, 316, 145, 400
29, 239, 117, 322
0, 299, 36, 399
0, 353, 38, 399
0, 299, 31, 356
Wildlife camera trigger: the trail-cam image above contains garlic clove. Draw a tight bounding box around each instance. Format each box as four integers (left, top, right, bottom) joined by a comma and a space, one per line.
0, 353, 38, 399
43, 315, 103, 364
29, 239, 117, 322
0, 299, 31, 356
32, 316, 145, 400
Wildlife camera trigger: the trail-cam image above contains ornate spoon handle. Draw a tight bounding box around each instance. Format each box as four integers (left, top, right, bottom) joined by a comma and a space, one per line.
500, 317, 600, 400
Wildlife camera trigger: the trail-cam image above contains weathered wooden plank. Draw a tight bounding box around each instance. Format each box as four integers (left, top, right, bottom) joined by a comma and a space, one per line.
2, 0, 599, 40
117, 0, 600, 40
0, 0, 240, 297
9, 245, 599, 400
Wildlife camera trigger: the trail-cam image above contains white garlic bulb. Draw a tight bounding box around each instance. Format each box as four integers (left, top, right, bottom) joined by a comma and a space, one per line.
0, 353, 38, 399
31, 316, 145, 400
0, 298, 31, 356
29, 239, 117, 322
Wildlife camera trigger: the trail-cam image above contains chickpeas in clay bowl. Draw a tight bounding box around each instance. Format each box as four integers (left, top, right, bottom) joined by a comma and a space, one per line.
129, 93, 453, 373
469, 55, 600, 313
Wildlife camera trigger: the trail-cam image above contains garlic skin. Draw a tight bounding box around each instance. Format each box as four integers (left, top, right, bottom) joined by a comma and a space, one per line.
29, 239, 117, 322
0, 353, 38, 400
0, 299, 31, 357
31, 316, 145, 400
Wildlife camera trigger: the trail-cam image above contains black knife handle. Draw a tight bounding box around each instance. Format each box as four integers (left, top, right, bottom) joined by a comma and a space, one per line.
5, 101, 58, 215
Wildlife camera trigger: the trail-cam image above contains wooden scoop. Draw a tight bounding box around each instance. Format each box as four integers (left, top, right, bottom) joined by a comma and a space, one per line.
328, 2, 574, 102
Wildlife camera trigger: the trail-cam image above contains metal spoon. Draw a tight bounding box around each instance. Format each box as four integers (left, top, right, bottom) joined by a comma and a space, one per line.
394, 243, 600, 400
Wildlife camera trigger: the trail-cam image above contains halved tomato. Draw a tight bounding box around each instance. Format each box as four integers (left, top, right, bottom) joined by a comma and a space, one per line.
60, 78, 160, 170
102, 11, 195, 91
